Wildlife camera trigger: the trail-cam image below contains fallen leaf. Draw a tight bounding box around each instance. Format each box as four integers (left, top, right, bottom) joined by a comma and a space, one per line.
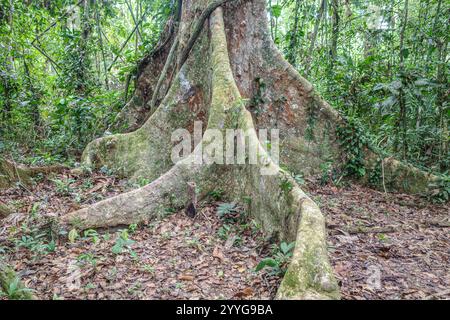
212, 246, 225, 262
179, 275, 194, 281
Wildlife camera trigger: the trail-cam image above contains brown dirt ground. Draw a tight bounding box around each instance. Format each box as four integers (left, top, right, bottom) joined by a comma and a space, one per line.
307, 181, 449, 300
0, 170, 278, 300
0, 170, 449, 300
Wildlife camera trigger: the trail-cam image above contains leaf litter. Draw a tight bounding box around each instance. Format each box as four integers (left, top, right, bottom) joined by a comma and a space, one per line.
0, 170, 279, 300
0, 170, 448, 300
307, 180, 449, 300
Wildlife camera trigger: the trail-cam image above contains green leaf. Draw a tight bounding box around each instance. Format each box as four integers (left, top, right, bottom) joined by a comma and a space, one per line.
68, 229, 79, 243
271, 5, 282, 18
280, 241, 295, 254
255, 258, 278, 272
400, 48, 409, 59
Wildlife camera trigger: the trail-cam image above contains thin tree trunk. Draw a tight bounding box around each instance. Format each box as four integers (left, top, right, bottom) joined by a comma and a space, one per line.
436, 32, 448, 169
430, 0, 448, 169
22, 56, 41, 132
330, 0, 339, 67
397, 0, 409, 159
95, 0, 109, 90
287, 0, 301, 65
2, 0, 15, 125
305, 0, 326, 75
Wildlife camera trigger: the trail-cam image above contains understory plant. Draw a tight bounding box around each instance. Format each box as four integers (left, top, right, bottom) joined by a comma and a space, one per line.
255, 241, 295, 276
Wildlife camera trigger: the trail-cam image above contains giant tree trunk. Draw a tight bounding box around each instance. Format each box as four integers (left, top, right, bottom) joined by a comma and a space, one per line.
60, 0, 437, 299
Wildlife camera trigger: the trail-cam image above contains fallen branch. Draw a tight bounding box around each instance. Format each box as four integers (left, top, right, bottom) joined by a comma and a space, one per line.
346, 226, 396, 234
426, 219, 450, 228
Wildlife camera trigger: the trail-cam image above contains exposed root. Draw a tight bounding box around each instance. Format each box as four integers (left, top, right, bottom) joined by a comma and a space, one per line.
0, 157, 67, 189
62, 6, 340, 300
364, 153, 439, 194
61, 156, 213, 228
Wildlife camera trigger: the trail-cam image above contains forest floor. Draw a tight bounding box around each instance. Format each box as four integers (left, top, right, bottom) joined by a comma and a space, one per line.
308, 181, 449, 300
0, 169, 449, 300
0, 170, 279, 300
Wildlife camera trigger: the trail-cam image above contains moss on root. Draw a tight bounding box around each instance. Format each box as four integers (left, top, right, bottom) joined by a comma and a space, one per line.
364, 154, 438, 194
1, 157, 68, 190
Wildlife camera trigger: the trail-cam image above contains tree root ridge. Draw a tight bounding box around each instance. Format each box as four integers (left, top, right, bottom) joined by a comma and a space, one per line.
0, 157, 67, 190
62, 5, 340, 300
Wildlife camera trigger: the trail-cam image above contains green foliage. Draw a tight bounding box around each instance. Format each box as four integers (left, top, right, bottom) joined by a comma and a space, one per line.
0, 0, 172, 162
428, 174, 450, 203
255, 241, 295, 276
0, 275, 35, 300
111, 229, 135, 255
51, 177, 75, 195
292, 173, 305, 185
217, 224, 232, 241
271, 0, 449, 175
270, 4, 282, 18
336, 117, 368, 178
137, 177, 151, 187
217, 202, 237, 218
83, 229, 100, 244
77, 252, 97, 268
128, 223, 138, 234
279, 177, 293, 193
68, 228, 79, 243
14, 225, 56, 258
207, 189, 225, 201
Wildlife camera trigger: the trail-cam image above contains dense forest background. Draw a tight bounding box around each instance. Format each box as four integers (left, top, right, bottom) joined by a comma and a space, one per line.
0, 0, 448, 180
